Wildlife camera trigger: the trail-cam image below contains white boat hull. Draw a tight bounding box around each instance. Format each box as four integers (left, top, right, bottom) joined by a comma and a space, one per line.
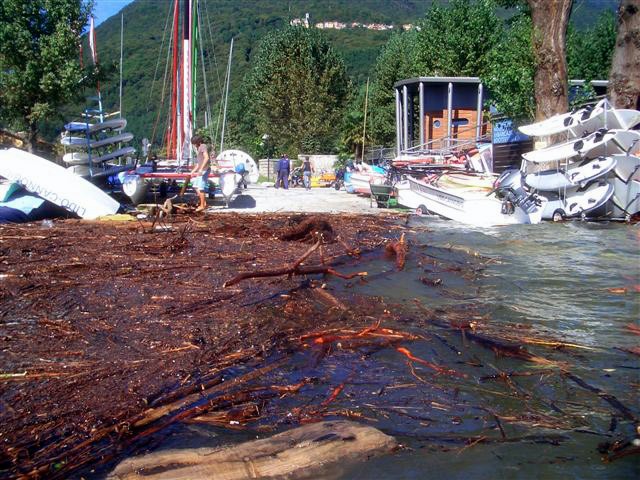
0, 148, 120, 219
61, 132, 134, 149
608, 155, 640, 217
611, 154, 640, 183
407, 176, 545, 226
395, 180, 424, 210
519, 100, 640, 138
522, 129, 640, 164
525, 156, 617, 191
63, 146, 136, 165
541, 181, 614, 219
64, 118, 127, 134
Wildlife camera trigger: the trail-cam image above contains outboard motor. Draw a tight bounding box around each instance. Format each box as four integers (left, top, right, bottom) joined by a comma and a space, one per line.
493, 168, 543, 215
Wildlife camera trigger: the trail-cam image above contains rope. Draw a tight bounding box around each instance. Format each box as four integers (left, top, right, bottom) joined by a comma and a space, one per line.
197, 1, 214, 143
149, 2, 177, 154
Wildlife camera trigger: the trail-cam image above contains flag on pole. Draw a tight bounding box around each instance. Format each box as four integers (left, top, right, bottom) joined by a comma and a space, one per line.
89, 16, 98, 65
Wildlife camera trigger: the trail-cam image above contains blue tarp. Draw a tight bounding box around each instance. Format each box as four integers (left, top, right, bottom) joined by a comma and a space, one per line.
0, 185, 70, 224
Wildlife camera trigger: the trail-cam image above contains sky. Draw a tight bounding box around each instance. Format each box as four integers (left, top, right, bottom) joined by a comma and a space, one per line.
93, 0, 136, 26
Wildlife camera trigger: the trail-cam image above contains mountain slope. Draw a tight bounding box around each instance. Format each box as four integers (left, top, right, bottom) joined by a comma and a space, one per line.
87, 0, 617, 148
90, 0, 430, 145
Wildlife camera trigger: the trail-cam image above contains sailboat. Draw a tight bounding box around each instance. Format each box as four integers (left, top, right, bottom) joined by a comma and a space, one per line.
122, 0, 242, 206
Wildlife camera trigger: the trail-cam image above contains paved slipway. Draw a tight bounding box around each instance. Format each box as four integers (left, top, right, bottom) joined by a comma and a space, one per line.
208, 184, 396, 214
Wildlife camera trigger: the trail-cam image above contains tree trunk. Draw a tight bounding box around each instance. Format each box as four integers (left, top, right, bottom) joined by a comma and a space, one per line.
608, 0, 640, 109
26, 121, 37, 153
528, 0, 573, 122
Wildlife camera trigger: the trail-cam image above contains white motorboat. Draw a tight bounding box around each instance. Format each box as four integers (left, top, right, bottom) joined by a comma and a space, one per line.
522, 129, 640, 164
525, 156, 617, 191
406, 172, 546, 227
519, 100, 640, 138
395, 179, 424, 210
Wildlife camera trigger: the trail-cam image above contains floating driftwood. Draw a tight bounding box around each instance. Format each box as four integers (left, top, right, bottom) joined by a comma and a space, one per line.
109, 420, 397, 480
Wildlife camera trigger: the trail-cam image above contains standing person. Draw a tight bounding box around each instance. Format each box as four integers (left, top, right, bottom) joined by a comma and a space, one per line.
276, 154, 290, 189
302, 156, 314, 190
189, 135, 210, 212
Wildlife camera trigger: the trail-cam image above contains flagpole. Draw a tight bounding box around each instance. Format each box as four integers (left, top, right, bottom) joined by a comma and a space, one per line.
220, 37, 233, 153
89, 16, 104, 122
119, 13, 124, 119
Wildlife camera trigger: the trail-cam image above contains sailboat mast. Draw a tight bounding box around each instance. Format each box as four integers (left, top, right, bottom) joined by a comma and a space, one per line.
168, 0, 180, 159
182, 0, 193, 163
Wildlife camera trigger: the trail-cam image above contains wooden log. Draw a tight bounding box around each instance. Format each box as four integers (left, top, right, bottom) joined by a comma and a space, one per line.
109, 420, 397, 480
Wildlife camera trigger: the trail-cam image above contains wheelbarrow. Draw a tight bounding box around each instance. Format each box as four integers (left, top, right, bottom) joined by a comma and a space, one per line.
370, 183, 394, 208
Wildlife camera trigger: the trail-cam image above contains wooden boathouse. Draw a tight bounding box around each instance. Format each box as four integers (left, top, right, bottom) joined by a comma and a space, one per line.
394, 77, 490, 156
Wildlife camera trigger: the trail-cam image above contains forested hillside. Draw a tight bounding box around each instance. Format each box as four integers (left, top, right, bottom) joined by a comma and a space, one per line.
88, 0, 431, 145
78, 0, 615, 150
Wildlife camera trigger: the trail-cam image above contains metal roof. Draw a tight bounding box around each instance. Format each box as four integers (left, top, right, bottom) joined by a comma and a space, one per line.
394, 77, 482, 89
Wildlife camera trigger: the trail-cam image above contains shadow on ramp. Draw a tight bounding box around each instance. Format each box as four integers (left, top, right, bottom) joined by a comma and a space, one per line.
228, 194, 257, 209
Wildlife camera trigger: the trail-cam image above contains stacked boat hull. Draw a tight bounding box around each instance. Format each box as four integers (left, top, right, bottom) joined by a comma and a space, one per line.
60, 116, 135, 179
518, 99, 640, 220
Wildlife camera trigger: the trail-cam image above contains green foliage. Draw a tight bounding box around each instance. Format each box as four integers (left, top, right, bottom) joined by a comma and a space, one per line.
368, 1, 503, 146
482, 14, 535, 121
0, 0, 97, 145
414, 0, 503, 77
368, 30, 419, 146
337, 82, 374, 159
90, 0, 434, 146
243, 26, 350, 157
567, 10, 616, 81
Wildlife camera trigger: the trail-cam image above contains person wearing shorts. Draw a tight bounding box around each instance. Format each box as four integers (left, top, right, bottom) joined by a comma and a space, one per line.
190, 135, 210, 212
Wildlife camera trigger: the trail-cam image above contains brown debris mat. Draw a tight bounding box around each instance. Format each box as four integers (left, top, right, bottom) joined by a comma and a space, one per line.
1, 212, 638, 478
0, 212, 405, 478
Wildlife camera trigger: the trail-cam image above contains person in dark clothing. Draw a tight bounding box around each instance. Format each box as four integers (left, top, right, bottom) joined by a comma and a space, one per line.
275, 154, 290, 189
302, 156, 314, 190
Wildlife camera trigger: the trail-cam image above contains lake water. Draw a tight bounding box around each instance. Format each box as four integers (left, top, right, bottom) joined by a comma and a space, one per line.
107, 217, 639, 479
337, 217, 639, 479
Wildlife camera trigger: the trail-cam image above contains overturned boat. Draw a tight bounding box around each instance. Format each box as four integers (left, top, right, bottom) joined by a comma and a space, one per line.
522, 129, 640, 164
0, 148, 120, 219
518, 99, 640, 138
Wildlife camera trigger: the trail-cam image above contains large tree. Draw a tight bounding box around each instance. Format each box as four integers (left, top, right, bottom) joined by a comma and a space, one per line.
608, 0, 640, 108
414, 0, 502, 77
0, 0, 95, 152
527, 0, 573, 121
368, 0, 502, 147
245, 26, 350, 157
368, 30, 419, 147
